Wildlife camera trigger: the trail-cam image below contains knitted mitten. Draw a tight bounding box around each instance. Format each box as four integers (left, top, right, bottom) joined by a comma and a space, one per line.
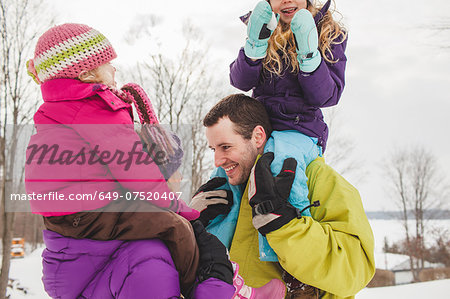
120, 83, 198, 221
121, 83, 159, 124
121, 83, 183, 180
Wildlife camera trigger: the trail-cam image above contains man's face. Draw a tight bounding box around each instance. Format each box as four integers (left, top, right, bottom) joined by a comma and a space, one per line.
206, 117, 260, 186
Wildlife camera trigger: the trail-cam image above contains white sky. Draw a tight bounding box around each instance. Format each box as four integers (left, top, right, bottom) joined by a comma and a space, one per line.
43, 0, 450, 211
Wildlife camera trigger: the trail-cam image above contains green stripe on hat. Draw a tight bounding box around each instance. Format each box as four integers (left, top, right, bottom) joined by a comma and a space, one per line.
35, 33, 109, 74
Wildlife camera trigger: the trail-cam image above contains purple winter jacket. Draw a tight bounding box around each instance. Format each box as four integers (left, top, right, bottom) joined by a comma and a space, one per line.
42, 230, 235, 299
230, 0, 346, 151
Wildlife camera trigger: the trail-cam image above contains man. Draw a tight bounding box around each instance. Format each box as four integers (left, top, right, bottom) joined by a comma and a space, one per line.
192, 94, 375, 299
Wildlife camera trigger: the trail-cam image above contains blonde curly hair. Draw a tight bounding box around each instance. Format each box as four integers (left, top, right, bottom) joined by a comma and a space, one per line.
264, 0, 347, 76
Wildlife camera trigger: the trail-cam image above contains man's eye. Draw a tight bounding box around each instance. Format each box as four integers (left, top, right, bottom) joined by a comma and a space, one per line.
222, 146, 231, 150
210, 148, 215, 152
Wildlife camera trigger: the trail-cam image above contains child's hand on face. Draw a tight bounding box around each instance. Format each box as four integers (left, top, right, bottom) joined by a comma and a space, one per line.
290, 9, 321, 72
244, 1, 278, 60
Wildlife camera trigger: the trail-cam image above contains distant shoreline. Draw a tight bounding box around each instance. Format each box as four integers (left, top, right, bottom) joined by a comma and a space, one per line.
366, 210, 450, 220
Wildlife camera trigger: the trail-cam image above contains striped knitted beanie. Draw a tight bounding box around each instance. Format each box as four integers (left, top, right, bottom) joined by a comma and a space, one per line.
27, 23, 117, 84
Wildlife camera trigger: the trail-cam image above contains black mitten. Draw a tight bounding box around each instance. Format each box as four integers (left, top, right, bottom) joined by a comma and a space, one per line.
191, 178, 233, 227
191, 220, 233, 285
248, 152, 299, 236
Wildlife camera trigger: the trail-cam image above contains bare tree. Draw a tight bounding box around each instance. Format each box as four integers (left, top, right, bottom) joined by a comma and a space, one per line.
323, 107, 366, 180
122, 19, 231, 195
0, 0, 54, 296
423, 18, 450, 49
383, 145, 447, 281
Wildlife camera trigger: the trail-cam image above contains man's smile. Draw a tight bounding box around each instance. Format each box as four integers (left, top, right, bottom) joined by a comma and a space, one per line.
224, 164, 238, 173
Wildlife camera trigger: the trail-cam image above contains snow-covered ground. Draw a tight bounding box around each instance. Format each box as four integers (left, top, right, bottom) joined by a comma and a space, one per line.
356, 279, 450, 299
6, 219, 450, 298
369, 219, 449, 278
8, 248, 450, 298
8, 247, 49, 299
374, 252, 410, 270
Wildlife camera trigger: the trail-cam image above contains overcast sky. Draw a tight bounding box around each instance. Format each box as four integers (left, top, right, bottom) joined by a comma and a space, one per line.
44, 0, 450, 211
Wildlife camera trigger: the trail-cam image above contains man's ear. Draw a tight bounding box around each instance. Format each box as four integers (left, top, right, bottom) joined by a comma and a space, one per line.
252, 125, 266, 150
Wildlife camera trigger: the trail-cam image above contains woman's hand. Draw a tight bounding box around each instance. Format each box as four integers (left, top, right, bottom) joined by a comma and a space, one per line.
190, 177, 233, 227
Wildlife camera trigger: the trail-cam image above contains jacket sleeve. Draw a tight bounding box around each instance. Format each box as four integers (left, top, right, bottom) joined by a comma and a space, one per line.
297, 36, 347, 108
229, 47, 263, 92
266, 157, 375, 298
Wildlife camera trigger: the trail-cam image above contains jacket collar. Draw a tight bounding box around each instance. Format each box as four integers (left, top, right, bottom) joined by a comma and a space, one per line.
41, 79, 111, 102
40, 78, 131, 111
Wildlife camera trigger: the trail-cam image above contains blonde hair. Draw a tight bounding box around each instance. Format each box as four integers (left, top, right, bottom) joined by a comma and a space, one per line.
78, 68, 103, 84
264, 0, 347, 76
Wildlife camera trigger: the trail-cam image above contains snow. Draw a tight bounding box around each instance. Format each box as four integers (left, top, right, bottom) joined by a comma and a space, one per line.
374, 252, 410, 270
368, 219, 450, 268
8, 247, 49, 299
356, 279, 450, 299
5, 219, 450, 297
7, 246, 450, 299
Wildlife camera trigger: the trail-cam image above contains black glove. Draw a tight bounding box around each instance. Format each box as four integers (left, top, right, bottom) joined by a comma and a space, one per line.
191, 220, 233, 285
248, 152, 300, 236
190, 177, 233, 227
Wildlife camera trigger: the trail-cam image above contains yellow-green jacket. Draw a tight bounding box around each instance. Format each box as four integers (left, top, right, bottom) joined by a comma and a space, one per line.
229, 157, 375, 299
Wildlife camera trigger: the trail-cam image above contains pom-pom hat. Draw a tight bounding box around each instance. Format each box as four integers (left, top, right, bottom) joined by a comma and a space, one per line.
27, 23, 117, 84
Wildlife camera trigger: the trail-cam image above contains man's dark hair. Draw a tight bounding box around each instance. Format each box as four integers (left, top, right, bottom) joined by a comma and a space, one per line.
203, 94, 272, 140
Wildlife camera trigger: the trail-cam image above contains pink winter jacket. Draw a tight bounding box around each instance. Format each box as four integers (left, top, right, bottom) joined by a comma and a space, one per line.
25, 79, 198, 219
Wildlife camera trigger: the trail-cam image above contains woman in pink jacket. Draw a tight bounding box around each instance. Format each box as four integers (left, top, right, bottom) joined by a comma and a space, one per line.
26, 23, 287, 299
25, 23, 202, 295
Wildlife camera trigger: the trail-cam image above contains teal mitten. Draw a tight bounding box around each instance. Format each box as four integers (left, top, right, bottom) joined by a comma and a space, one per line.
244, 1, 278, 59
290, 9, 321, 72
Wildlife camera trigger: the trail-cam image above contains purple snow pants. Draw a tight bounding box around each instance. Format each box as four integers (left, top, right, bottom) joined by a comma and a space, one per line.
42, 230, 235, 299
